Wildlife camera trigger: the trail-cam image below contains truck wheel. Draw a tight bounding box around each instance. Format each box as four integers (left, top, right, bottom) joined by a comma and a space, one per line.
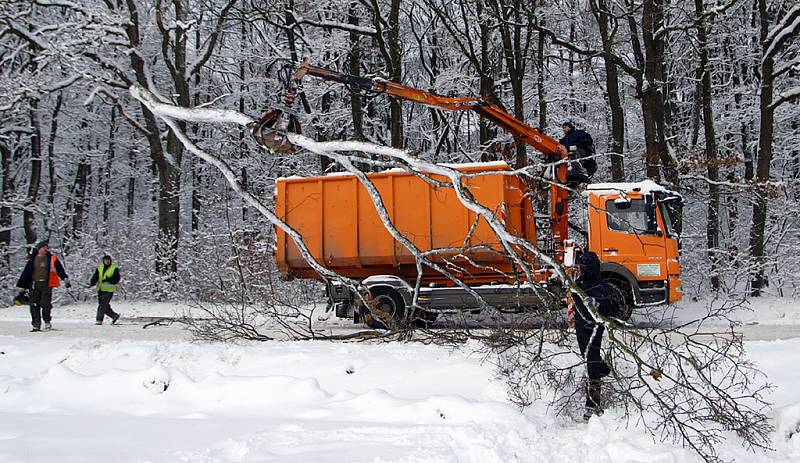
608, 280, 633, 321
363, 287, 407, 330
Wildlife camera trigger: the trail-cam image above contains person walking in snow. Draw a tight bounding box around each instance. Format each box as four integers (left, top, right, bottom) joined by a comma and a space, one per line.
16, 240, 71, 332
570, 251, 619, 420
559, 120, 597, 184
88, 255, 121, 325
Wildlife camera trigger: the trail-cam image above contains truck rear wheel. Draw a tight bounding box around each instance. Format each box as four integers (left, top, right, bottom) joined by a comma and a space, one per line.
363, 287, 407, 330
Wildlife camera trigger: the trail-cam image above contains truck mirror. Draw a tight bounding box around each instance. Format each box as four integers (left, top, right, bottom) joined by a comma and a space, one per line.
613, 197, 631, 209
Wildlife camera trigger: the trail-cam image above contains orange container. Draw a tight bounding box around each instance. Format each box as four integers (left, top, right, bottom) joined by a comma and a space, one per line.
275, 162, 537, 284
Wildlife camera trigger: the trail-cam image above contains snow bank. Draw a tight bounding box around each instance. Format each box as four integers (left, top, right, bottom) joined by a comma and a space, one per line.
657, 296, 800, 330
1, 300, 799, 462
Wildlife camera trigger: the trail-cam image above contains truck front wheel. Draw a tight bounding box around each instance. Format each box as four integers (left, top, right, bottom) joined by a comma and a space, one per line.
608, 280, 634, 321
363, 287, 407, 330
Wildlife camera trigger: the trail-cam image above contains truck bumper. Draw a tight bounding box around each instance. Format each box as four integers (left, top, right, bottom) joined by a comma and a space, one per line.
668, 275, 682, 304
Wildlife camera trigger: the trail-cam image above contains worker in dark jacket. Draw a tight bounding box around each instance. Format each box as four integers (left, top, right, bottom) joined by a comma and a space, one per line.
560, 120, 597, 184
88, 255, 121, 325
16, 240, 71, 332
570, 251, 618, 420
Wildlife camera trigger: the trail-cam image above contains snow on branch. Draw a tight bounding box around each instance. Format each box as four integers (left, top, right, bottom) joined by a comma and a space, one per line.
129, 85, 252, 126
130, 85, 342, 287
290, 14, 378, 36
762, 5, 800, 63
769, 86, 800, 110
4, 19, 49, 50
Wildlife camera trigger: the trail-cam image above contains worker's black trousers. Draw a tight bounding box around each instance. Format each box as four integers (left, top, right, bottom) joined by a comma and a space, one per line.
576, 323, 610, 409
29, 280, 53, 329
96, 291, 118, 322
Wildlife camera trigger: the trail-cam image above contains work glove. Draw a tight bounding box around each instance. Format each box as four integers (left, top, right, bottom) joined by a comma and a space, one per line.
13, 290, 29, 306
64, 278, 72, 288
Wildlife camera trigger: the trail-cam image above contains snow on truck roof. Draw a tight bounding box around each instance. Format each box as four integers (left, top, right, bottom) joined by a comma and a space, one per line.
584, 179, 674, 196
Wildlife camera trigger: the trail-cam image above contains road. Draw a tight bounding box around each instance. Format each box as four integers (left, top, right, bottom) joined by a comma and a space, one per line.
1, 309, 798, 342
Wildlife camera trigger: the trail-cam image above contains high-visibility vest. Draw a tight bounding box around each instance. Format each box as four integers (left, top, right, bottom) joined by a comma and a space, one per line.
48, 255, 60, 288
97, 264, 118, 293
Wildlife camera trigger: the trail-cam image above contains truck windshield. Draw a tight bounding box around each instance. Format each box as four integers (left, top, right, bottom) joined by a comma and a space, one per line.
606, 199, 657, 234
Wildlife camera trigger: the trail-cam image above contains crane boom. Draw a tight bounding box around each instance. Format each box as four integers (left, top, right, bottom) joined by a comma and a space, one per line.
293, 61, 568, 160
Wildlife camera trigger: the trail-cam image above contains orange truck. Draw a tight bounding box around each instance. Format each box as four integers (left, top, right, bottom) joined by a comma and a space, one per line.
253, 60, 683, 324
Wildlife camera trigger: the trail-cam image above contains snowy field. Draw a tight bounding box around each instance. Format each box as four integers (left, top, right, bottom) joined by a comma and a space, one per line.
1, 299, 799, 462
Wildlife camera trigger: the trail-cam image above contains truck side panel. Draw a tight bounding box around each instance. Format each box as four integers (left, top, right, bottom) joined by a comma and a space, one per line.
357, 176, 394, 266
276, 165, 531, 283
393, 174, 432, 262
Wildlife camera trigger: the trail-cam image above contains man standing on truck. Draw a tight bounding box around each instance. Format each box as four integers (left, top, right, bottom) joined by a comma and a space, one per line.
570, 251, 618, 420
560, 120, 596, 184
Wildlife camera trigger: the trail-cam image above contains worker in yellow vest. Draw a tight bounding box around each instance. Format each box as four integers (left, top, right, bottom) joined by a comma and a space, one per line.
88, 255, 121, 325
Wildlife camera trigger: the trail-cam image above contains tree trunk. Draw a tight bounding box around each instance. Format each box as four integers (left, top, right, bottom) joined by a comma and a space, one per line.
127, 148, 136, 218
155, 163, 180, 275
103, 106, 116, 228
192, 157, 202, 231
489, 0, 532, 169
349, 2, 365, 142
640, 0, 665, 182
387, 0, 403, 148
477, 0, 495, 160
194, 20, 209, 232
536, 29, 547, 131
23, 100, 42, 245
748, 0, 775, 296
46, 94, 62, 207
594, 0, 625, 181
124, 0, 179, 277
694, 0, 720, 291
0, 143, 12, 265
156, 0, 197, 276
71, 158, 89, 240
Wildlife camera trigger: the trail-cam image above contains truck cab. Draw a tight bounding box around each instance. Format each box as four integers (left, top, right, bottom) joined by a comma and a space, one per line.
584, 180, 683, 307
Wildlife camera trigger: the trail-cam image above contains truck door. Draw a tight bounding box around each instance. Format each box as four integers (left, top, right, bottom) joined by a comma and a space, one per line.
599, 196, 668, 303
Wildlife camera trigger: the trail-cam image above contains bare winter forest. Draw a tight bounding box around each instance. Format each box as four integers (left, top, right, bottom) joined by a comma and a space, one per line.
3, 2, 800, 462
1, 0, 798, 301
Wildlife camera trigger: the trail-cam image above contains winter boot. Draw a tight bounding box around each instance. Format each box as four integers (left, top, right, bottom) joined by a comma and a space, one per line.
30, 326, 41, 332
111, 314, 120, 325
583, 379, 605, 420
583, 405, 604, 421
567, 162, 590, 186
44, 322, 51, 331
95, 321, 103, 325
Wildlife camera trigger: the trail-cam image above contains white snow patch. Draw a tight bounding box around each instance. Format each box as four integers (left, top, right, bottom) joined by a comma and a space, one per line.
584, 179, 673, 196
0, 298, 799, 462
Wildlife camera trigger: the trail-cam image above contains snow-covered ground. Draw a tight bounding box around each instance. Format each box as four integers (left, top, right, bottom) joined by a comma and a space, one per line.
0, 298, 799, 462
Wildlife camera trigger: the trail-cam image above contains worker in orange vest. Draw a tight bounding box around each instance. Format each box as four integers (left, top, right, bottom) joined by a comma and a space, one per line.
15, 240, 71, 332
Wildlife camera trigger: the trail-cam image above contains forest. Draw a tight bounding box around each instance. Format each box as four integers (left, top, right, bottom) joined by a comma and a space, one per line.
1, 0, 798, 302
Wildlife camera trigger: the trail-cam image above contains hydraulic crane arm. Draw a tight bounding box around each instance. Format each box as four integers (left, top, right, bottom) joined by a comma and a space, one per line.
291, 60, 568, 161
